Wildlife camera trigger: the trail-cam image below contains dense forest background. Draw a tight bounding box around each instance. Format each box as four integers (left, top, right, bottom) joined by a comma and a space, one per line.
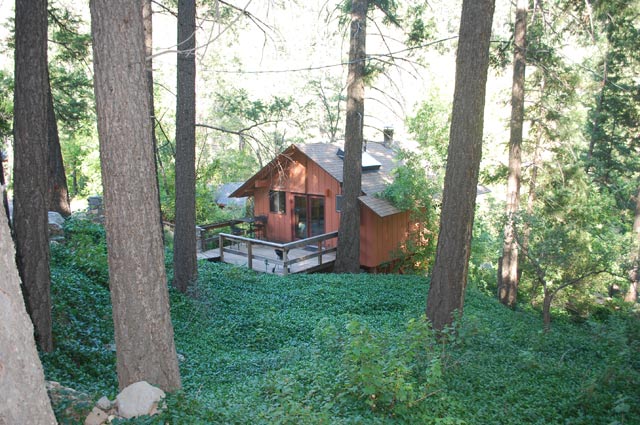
2, 0, 637, 309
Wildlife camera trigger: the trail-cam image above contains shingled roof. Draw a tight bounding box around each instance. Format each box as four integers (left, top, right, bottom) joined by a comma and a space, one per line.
231, 142, 404, 217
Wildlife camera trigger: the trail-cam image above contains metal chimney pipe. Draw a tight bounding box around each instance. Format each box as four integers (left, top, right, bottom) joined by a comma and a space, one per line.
383, 126, 394, 148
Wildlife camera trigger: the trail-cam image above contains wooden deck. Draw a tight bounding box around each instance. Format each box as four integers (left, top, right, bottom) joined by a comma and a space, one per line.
197, 231, 338, 276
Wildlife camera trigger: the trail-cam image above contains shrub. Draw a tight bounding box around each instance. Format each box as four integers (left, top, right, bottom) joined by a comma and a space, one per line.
341, 318, 443, 418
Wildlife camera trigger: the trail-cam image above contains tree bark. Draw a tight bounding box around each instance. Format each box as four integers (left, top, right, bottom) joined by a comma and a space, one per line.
47, 69, 71, 217
542, 287, 552, 332
13, 0, 53, 352
1, 149, 9, 225
0, 197, 56, 424
173, 0, 198, 292
335, 0, 366, 274
90, 0, 181, 391
498, 0, 527, 308
625, 184, 640, 303
143, 0, 165, 230
426, 0, 495, 331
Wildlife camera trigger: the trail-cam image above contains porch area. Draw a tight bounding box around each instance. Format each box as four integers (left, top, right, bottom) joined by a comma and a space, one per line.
197, 231, 338, 276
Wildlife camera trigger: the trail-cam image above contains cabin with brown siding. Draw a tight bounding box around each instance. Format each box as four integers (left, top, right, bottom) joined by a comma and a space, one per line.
230, 142, 412, 271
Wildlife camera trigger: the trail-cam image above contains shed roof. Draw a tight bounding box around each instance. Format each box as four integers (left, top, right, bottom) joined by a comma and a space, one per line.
231, 142, 403, 217
214, 182, 247, 208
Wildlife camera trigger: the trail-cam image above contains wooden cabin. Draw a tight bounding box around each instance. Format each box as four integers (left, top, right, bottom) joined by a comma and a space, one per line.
230, 142, 413, 272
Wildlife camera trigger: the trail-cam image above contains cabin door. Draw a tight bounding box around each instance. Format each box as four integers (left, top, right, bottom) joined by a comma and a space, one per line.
293, 195, 325, 240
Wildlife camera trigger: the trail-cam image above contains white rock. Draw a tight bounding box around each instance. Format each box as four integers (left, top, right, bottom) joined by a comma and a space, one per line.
96, 396, 111, 411
48, 211, 65, 227
115, 381, 165, 419
84, 407, 108, 425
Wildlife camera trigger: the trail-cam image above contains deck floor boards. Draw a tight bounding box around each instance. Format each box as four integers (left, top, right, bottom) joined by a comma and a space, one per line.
197, 243, 335, 275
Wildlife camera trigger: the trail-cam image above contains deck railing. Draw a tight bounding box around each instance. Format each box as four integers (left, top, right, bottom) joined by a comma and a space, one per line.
218, 231, 338, 275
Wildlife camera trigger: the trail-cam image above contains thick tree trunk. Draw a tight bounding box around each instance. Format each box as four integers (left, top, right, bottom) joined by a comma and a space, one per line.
47, 70, 71, 217
90, 0, 181, 391
426, 0, 495, 331
498, 0, 527, 308
173, 0, 198, 292
13, 0, 53, 352
335, 0, 366, 274
625, 185, 640, 303
0, 200, 56, 424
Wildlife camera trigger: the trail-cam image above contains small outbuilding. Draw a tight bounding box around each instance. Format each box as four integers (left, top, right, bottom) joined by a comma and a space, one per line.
230, 141, 414, 271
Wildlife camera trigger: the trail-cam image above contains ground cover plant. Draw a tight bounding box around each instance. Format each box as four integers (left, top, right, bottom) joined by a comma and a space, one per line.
43, 219, 640, 424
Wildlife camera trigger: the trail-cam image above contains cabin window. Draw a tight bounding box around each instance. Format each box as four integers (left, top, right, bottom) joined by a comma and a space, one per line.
336, 195, 343, 212
269, 190, 286, 214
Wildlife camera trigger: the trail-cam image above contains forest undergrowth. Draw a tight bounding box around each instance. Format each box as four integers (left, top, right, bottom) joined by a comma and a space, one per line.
43, 218, 640, 424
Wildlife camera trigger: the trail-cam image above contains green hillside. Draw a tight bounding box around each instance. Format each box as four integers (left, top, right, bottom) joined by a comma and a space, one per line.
43, 219, 639, 424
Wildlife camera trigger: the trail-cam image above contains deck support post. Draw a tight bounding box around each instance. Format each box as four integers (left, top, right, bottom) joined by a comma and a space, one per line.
283, 249, 289, 276
219, 234, 224, 262
247, 243, 253, 270
318, 241, 322, 265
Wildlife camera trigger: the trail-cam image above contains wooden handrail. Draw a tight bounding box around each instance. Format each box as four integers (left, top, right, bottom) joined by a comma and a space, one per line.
218, 231, 338, 275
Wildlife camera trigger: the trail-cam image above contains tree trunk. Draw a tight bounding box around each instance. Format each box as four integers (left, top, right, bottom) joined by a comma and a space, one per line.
143, 0, 165, 230
47, 69, 71, 217
587, 54, 607, 164
173, 0, 198, 292
426, 0, 495, 331
625, 184, 640, 303
542, 287, 553, 332
13, 0, 53, 352
335, 0, 366, 274
498, 0, 527, 309
0, 149, 9, 225
0, 198, 56, 424
90, 0, 181, 391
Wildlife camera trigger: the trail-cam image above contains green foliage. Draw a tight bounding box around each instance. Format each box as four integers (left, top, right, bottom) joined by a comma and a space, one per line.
518, 164, 627, 321
405, 2, 436, 47
47, 3, 98, 198
44, 241, 640, 423
159, 165, 237, 224
45, 224, 116, 396
468, 196, 503, 295
342, 318, 443, 417
406, 93, 451, 184
0, 70, 13, 140
379, 150, 440, 272
53, 216, 109, 287
61, 134, 102, 198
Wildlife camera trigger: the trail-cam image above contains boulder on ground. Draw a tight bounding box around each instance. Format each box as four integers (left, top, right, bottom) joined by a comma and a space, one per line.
115, 381, 165, 419
48, 211, 65, 238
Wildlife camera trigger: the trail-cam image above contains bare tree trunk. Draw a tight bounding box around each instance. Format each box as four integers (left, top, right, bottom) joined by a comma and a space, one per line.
521, 123, 542, 256
335, 0, 366, 274
0, 198, 56, 424
13, 0, 53, 352
498, 0, 527, 309
143, 0, 165, 230
173, 0, 198, 292
587, 55, 607, 164
625, 184, 640, 303
426, 0, 495, 331
90, 0, 181, 391
47, 69, 71, 217
542, 286, 552, 332
0, 146, 9, 225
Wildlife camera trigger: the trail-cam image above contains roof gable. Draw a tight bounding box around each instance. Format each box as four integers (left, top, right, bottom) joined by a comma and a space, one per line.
231, 142, 404, 217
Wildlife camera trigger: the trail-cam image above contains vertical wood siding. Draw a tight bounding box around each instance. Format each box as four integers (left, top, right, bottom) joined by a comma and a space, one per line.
251, 150, 410, 268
